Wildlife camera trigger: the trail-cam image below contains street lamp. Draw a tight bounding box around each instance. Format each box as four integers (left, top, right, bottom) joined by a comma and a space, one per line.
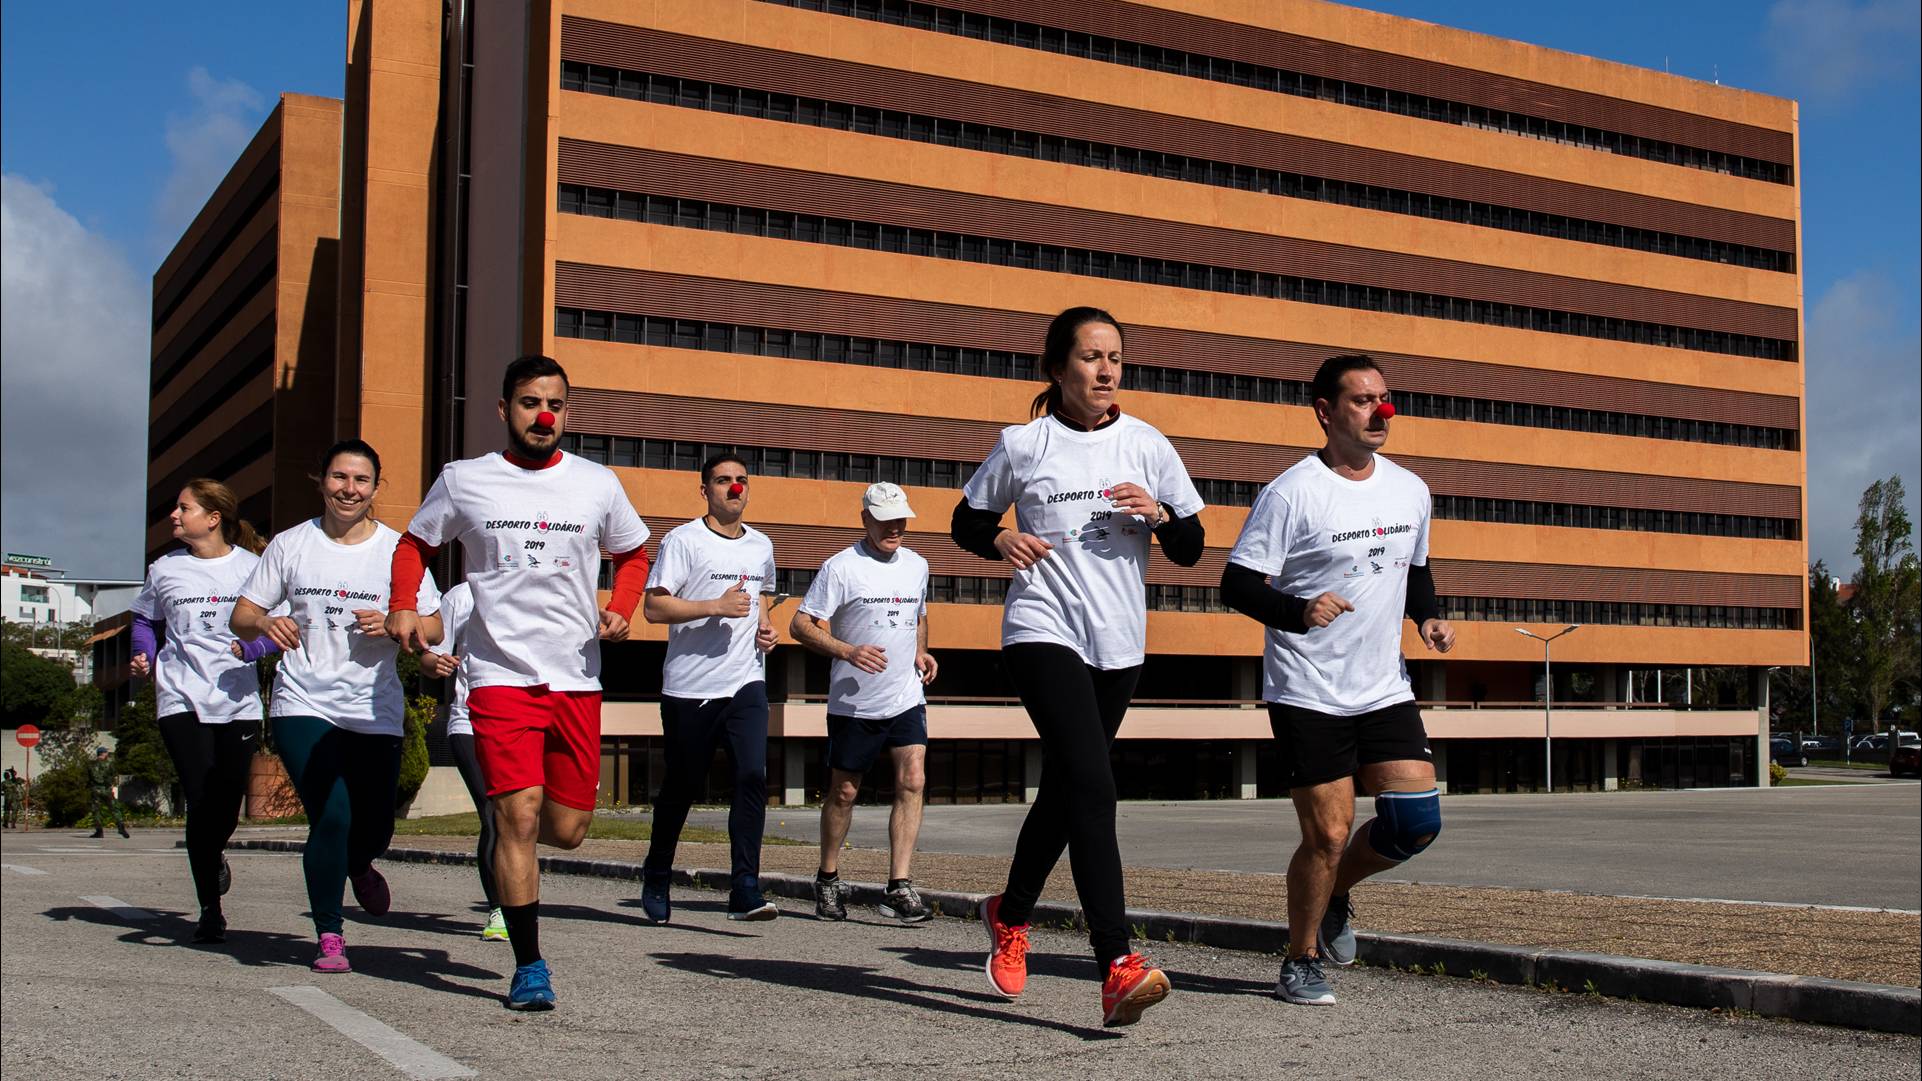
1517, 625, 1580, 792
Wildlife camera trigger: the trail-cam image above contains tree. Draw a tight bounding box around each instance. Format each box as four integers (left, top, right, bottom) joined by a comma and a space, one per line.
1773, 562, 1860, 733
1850, 476, 1921, 733
1, 621, 94, 653
113, 683, 175, 811
1, 641, 76, 727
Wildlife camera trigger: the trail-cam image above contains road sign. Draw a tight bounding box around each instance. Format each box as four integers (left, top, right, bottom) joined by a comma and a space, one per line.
15, 725, 41, 748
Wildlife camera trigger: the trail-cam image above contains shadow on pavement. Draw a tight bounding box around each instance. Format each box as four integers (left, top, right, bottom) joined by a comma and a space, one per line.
880, 944, 1277, 1000
39, 905, 506, 1003
651, 951, 1123, 1041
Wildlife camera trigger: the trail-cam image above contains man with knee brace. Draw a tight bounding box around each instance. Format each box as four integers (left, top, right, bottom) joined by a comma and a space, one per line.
1221, 353, 1454, 1006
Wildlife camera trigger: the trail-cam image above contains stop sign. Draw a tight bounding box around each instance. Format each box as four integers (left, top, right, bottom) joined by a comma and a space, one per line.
15, 724, 41, 748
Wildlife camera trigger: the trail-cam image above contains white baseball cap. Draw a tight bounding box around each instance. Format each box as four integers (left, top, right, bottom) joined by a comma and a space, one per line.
862, 482, 916, 521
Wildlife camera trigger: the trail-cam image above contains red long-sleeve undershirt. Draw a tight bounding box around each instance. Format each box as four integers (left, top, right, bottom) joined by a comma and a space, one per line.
389, 531, 649, 620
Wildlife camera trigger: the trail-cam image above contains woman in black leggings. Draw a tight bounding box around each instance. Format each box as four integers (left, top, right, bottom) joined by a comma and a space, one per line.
130, 478, 273, 944
419, 581, 506, 941
951, 306, 1205, 1027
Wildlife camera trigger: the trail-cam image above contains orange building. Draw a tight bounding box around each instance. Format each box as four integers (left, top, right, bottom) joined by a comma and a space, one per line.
154, 1, 1809, 801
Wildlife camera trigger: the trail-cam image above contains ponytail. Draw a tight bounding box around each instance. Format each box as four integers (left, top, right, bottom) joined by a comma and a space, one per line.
1031, 306, 1124, 419
182, 477, 267, 554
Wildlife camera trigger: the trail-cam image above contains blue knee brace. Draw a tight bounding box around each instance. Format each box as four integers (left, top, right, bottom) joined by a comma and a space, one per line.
1367, 789, 1441, 862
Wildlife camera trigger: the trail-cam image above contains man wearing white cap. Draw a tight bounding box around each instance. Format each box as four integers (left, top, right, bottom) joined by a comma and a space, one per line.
792, 482, 939, 923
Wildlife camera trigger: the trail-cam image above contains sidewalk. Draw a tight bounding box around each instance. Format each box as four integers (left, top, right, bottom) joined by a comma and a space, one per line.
379, 832, 1918, 988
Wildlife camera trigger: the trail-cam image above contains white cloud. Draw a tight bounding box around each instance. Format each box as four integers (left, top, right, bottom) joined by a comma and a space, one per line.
1803, 271, 1922, 575
152, 67, 267, 251
1764, 0, 1920, 103
1, 175, 151, 579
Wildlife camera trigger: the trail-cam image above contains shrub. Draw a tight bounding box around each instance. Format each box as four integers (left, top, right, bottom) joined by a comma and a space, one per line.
28, 729, 100, 826
1768, 761, 1789, 786
396, 693, 434, 810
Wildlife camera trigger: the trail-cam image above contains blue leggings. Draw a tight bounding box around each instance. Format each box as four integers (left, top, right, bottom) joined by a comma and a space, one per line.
274, 717, 401, 935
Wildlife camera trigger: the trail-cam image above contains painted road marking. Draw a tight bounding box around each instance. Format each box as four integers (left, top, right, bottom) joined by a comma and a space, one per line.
268, 986, 477, 1080
81, 895, 157, 921
1, 863, 48, 875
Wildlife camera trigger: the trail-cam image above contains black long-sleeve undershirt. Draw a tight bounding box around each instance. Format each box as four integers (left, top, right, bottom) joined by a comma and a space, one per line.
1220, 560, 1442, 633
949, 496, 1205, 566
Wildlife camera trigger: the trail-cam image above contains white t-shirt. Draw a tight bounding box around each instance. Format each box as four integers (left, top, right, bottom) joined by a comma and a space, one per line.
434, 582, 475, 737
648, 519, 777, 699
961, 413, 1204, 670
406, 452, 650, 691
239, 520, 440, 735
132, 547, 267, 724
799, 542, 930, 720
1228, 452, 1432, 715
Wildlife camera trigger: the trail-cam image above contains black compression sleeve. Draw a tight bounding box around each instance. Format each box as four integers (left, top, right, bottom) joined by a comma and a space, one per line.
1221, 562, 1310, 633
1153, 508, 1205, 566
1404, 562, 1441, 625
950, 497, 1007, 561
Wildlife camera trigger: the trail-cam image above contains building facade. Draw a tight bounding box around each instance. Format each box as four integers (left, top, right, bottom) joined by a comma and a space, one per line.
152, 0, 1809, 801
145, 94, 343, 566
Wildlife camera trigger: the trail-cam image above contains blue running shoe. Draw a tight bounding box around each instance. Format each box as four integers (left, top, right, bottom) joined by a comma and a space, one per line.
727, 885, 778, 922
640, 870, 672, 924
506, 960, 556, 1011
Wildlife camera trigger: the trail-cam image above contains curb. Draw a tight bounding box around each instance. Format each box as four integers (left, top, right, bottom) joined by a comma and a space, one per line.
222, 839, 1921, 1036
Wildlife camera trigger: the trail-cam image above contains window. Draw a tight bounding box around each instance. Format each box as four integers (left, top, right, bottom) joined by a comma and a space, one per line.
20, 585, 49, 604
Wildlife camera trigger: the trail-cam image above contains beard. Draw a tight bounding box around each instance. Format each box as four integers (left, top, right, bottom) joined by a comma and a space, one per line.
507, 425, 558, 461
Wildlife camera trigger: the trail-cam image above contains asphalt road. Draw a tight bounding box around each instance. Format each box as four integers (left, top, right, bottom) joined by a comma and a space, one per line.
2, 833, 1914, 1080
697, 781, 1922, 910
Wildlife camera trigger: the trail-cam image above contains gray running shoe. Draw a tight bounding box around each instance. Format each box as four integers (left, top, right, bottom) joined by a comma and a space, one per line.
1319, 893, 1357, 967
1276, 955, 1337, 1005
878, 881, 932, 924
814, 876, 849, 921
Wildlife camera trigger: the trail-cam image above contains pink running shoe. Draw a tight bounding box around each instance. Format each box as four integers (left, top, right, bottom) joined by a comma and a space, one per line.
349, 866, 391, 917
312, 932, 351, 973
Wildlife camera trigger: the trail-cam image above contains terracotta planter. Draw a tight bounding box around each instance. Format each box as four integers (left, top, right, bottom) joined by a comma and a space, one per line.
247, 750, 303, 819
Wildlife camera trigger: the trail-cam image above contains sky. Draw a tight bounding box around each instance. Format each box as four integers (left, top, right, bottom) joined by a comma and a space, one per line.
2, 1, 1917, 581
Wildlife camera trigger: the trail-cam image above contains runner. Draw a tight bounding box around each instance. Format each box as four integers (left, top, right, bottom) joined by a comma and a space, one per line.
386, 354, 652, 1011
1220, 353, 1454, 1006
86, 746, 130, 839
418, 581, 509, 942
950, 306, 1205, 1027
129, 478, 273, 944
639, 451, 780, 923
790, 482, 938, 924
232, 439, 441, 974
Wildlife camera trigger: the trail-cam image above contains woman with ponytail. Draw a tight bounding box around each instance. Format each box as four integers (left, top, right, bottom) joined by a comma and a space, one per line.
950, 306, 1206, 1027
129, 478, 275, 944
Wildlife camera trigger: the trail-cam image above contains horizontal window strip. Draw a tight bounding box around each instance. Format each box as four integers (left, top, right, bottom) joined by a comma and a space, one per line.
566, 387, 1803, 523
560, 23, 1796, 256
555, 265, 1803, 431
559, 181, 1793, 361
561, 62, 1790, 273
151, 238, 278, 391
558, 306, 1795, 452
751, 1, 1792, 182
560, 431, 1795, 542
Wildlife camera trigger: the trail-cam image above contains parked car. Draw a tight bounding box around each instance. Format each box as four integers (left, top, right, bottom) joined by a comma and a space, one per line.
1852, 733, 1890, 754
1802, 735, 1842, 755
1770, 738, 1808, 768
1891, 733, 1921, 778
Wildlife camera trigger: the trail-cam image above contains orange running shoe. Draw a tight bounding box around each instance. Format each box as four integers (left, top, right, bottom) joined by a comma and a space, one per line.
1101, 953, 1171, 1027
980, 894, 1030, 999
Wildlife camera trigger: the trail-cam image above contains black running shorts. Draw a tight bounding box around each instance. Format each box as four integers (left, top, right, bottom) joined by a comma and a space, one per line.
825, 705, 928, 774
1266, 700, 1431, 790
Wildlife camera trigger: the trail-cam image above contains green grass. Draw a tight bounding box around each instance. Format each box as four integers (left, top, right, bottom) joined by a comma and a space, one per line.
1806, 758, 1888, 771
390, 812, 803, 845
1774, 776, 1851, 787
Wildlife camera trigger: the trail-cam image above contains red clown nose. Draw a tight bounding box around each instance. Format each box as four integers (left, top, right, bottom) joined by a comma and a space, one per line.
727, 482, 745, 498
535, 410, 557, 428
1375, 402, 1396, 420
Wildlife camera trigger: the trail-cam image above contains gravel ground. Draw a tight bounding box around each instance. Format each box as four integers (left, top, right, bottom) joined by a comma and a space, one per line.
376, 832, 1922, 988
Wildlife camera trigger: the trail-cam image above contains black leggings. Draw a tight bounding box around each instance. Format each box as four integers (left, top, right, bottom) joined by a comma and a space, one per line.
448, 733, 501, 910
156, 713, 260, 911
999, 643, 1141, 971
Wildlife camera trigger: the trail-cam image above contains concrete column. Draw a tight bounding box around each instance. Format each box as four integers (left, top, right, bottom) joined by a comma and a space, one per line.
1231, 657, 1261, 701
1022, 743, 1043, 803
1420, 661, 1447, 702
783, 740, 807, 806
1602, 739, 1619, 791
1752, 666, 1772, 788
1430, 741, 1449, 795
781, 647, 807, 697
1234, 740, 1258, 799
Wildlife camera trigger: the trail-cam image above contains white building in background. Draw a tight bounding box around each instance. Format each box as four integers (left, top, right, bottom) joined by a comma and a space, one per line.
4, 556, 142, 683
